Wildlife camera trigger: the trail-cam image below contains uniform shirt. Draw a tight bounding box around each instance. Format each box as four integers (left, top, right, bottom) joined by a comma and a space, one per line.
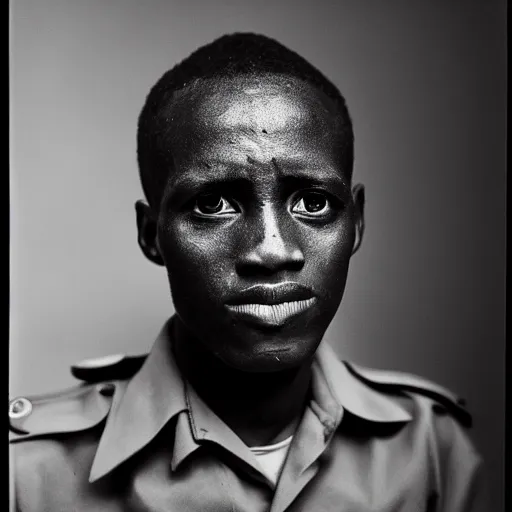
9, 319, 487, 511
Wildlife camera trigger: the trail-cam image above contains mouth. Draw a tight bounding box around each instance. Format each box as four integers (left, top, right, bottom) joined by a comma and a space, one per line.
225, 282, 316, 328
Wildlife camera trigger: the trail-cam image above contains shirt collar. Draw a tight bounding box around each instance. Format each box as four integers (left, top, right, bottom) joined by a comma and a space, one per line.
89, 319, 187, 482
89, 320, 411, 483
312, 341, 412, 425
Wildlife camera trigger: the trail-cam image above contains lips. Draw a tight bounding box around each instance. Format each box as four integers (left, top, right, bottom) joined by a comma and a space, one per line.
226, 282, 314, 305
225, 282, 316, 327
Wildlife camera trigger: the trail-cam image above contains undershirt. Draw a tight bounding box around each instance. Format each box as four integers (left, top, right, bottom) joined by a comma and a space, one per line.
249, 435, 294, 485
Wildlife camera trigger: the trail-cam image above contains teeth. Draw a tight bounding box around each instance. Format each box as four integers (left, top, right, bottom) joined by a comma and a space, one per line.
229, 298, 315, 324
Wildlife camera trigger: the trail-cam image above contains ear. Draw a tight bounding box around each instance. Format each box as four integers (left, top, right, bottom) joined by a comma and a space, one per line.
351, 184, 365, 255
135, 200, 165, 266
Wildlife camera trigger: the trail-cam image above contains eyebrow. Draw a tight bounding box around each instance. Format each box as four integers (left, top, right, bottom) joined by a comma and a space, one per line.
168, 162, 350, 199
168, 167, 252, 195
280, 174, 349, 195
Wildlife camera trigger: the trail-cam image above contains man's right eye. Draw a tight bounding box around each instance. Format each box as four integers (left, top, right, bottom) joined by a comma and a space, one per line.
193, 193, 238, 216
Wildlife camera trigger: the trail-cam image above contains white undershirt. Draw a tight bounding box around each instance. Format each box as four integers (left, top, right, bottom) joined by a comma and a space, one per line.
250, 435, 293, 485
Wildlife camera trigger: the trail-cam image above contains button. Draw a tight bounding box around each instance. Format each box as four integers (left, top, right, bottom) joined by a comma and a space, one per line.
8, 397, 33, 419
432, 403, 447, 415
96, 382, 115, 397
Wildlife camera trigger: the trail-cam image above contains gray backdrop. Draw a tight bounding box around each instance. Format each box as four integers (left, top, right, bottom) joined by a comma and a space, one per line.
10, 0, 506, 510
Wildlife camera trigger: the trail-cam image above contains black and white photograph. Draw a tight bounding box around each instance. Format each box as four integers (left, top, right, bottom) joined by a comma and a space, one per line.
9, 1, 506, 511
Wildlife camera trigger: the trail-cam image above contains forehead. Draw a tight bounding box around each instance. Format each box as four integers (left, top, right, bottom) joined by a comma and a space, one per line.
172, 74, 336, 123
167, 74, 337, 130
159, 74, 346, 175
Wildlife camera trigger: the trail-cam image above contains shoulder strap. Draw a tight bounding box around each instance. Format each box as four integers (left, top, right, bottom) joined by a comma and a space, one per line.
9, 381, 117, 442
344, 361, 472, 427
10, 352, 147, 442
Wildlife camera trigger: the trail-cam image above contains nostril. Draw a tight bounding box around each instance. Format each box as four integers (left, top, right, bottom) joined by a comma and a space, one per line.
236, 257, 304, 278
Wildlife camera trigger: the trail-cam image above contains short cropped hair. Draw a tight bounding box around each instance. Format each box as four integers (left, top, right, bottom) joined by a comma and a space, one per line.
137, 32, 354, 209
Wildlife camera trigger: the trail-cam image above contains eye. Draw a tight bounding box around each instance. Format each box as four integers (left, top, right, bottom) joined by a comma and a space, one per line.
193, 193, 237, 216
291, 191, 331, 216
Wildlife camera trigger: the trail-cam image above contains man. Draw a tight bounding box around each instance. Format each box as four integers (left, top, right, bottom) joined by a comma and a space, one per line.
9, 33, 486, 511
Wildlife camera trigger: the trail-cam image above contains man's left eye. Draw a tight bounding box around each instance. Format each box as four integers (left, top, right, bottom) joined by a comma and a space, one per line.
193, 193, 237, 215
291, 192, 330, 216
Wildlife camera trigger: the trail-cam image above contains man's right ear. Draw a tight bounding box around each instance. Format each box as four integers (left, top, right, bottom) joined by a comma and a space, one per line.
135, 200, 165, 266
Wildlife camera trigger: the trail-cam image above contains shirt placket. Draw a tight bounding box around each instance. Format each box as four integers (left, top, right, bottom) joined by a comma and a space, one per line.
269, 402, 342, 512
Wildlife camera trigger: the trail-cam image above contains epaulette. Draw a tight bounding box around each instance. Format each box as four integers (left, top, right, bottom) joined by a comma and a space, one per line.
9, 353, 147, 442
344, 361, 472, 428
9, 382, 115, 443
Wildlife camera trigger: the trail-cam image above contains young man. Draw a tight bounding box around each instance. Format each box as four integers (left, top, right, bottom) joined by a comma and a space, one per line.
9, 33, 485, 511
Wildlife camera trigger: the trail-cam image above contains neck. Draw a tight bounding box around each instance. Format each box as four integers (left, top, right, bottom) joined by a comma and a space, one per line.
172, 319, 312, 447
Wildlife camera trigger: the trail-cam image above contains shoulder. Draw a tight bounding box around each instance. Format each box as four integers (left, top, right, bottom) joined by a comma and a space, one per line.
343, 362, 486, 506
343, 360, 484, 482
9, 352, 147, 443
9, 353, 148, 510
344, 360, 473, 428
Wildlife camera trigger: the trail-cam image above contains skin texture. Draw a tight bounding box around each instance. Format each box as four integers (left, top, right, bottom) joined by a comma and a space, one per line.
136, 74, 365, 445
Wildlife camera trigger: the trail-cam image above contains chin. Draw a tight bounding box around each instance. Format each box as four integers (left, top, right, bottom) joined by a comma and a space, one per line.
220, 332, 321, 373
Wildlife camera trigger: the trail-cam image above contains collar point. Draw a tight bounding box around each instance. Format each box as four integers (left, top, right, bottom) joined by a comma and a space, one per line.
88, 470, 102, 484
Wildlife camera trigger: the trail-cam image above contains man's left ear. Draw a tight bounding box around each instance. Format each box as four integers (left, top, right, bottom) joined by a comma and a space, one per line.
135, 200, 165, 266
351, 184, 365, 255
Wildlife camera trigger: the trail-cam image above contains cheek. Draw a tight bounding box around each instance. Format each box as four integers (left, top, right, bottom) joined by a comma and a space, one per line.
303, 225, 354, 289
158, 221, 235, 294
305, 222, 354, 260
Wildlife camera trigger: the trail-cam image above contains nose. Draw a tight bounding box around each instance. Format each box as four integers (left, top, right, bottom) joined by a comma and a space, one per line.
236, 204, 305, 277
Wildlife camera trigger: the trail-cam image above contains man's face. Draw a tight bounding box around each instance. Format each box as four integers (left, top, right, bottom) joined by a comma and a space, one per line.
142, 74, 364, 372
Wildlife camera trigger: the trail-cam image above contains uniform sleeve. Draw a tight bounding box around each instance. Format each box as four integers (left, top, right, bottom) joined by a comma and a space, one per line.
433, 411, 488, 512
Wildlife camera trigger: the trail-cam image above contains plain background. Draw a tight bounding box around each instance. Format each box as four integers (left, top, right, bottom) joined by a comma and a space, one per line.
10, 0, 506, 509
